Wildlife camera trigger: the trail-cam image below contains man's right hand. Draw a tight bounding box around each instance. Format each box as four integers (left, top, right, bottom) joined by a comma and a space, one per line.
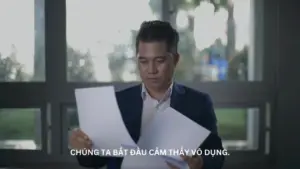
69, 128, 93, 150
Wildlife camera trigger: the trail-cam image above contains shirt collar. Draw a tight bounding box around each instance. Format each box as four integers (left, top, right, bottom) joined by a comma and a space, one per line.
141, 82, 173, 101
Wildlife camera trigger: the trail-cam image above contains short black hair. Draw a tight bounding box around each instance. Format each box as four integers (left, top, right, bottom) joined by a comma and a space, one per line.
135, 20, 179, 54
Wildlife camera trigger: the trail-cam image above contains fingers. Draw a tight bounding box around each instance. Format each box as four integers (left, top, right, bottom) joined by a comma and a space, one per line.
180, 155, 188, 161
181, 155, 192, 164
181, 155, 203, 169
77, 129, 93, 147
70, 128, 92, 149
73, 128, 87, 138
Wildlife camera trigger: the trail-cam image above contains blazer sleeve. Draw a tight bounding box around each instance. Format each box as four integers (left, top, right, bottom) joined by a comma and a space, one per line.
199, 94, 225, 169
76, 155, 108, 168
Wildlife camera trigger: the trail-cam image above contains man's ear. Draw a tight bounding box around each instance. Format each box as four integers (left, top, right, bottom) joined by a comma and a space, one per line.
173, 53, 180, 65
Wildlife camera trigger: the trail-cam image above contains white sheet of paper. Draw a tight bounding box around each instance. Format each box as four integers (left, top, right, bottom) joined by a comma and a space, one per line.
122, 107, 211, 169
121, 155, 169, 169
138, 107, 210, 156
75, 86, 137, 156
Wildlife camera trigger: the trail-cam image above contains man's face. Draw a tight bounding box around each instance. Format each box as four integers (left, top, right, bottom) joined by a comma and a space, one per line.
137, 41, 178, 90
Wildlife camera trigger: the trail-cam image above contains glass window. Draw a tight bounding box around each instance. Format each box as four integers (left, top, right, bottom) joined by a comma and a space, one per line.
173, 0, 257, 82
66, 0, 259, 82
216, 108, 259, 150
0, 0, 45, 81
0, 108, 42, 150
66, 107, 259, 150
66, 0, 162, 82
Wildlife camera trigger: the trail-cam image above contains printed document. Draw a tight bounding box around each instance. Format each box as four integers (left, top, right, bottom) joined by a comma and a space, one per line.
75, 86, 136, 156
122, 107, 211, 169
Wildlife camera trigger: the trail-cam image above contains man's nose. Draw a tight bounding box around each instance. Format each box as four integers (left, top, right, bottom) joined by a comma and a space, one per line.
147, 62, 158, 74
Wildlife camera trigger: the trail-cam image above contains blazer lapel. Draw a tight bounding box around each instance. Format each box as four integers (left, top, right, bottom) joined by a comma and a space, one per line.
112, 86, 143, 169
133, 85, 143, 141
170, 83, 186, 113
119, 85, 143, 143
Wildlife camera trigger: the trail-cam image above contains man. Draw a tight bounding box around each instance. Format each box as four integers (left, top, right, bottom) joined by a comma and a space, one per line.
70, 20, 225, 169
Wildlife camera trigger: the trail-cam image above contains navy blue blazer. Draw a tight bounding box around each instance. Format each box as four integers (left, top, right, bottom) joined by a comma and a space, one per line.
76, 83, 225, 169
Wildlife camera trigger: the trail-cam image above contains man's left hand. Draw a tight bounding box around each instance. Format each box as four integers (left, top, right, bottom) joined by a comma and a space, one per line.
167, 155, 203, 169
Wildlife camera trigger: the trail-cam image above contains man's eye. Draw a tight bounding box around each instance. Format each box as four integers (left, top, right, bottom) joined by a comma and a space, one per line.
156, 59, 165, 63
139, 60, 147, 64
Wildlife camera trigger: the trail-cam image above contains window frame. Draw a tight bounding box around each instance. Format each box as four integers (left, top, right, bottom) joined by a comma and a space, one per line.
0, 105, 49, 164
60, 102, 267, 152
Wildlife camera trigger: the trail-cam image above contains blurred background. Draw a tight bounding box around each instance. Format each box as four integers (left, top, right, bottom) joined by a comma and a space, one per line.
0, 0, 299, 169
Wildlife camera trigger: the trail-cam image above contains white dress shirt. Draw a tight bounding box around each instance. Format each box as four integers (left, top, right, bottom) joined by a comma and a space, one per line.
140, 83, 173, 134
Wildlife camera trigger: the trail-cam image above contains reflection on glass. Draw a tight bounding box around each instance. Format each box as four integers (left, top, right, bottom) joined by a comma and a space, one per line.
66, 107, 258, 150
0, 0, 45, 81
0, 109, 42, 150
66, 0, 161, 82
66, 0, 254, 82
216, 108, 259, 150
174, 0, 253, 81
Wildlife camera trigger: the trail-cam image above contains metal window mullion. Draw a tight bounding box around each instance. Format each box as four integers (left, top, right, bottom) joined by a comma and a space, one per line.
162, 0, 170, 21
45, 0, 67, 155
50, 82, 271, 103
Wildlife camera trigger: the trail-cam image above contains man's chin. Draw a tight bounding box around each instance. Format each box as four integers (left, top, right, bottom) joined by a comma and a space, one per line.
145, 82, 163, 89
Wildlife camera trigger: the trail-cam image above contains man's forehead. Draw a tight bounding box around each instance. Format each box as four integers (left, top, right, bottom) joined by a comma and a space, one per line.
138, 41, 167, 46
138, 41, 167, 51
137, 53, 170, 59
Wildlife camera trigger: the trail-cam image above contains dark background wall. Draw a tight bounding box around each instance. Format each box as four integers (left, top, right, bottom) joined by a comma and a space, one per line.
273, 0, 300, 168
